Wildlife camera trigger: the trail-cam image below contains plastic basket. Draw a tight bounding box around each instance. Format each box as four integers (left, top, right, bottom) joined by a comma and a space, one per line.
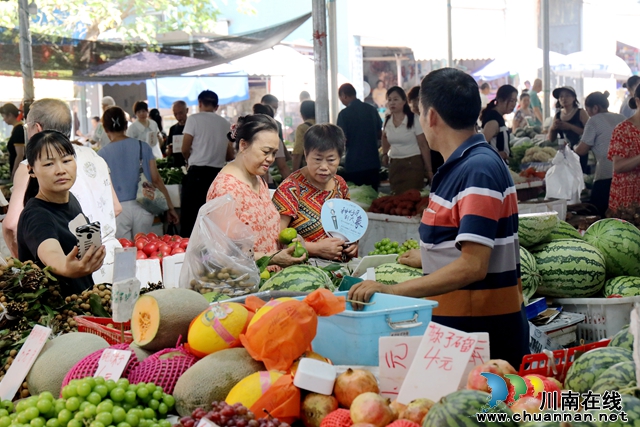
552, 296, 640, 343
75, 316, 133, 345
518, 339, 610, 383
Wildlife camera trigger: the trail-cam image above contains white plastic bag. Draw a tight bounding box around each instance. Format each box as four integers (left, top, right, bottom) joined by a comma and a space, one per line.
545, 145, 585, 204
179, 194, 260, 296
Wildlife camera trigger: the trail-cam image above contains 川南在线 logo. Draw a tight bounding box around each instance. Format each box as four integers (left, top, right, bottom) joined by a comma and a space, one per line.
479, 372, 545, 411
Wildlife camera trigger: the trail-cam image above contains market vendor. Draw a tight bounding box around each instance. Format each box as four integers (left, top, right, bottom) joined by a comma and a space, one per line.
273, 124, 358, 261
0, 103, 25, 181
18, 130, 106, 295
348, 68, 529, 367
206, 114, 305, 267
480, 84, 518, 161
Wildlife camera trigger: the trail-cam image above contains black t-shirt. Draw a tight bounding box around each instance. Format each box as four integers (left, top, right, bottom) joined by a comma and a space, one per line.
7, 123, 25, 171
167, 123, 186, 168
481, 109, 510, 156
17, 194, 94, 295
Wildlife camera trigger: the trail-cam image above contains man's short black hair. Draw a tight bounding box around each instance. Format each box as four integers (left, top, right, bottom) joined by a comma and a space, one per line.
420, 68, 481, 130
300, 100, 315, 120
338, 83, 356, 98
480, 82, 490, 91
198, 90, 219, 108
261, 94, 278, 106
627, 75, 640, 90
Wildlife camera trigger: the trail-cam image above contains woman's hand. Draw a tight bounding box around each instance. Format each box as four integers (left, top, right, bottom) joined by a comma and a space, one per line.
398, 249, 422, 268
307, 238, 346, 261
343, 242, 359, 260
166, 208, 179, 224
270, 244, 307, 267
382, 153, 389, 167
64, 245, 106, 278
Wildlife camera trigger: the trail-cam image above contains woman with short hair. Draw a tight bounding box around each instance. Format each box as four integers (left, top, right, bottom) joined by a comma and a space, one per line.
126, 101, 163, 159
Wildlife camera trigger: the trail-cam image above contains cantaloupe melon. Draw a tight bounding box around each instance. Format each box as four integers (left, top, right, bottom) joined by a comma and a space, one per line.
225, 371, 283, 409
187, 302, 251, 358
173, 348, 265, 416
27, 333, 109, 395
131, 288, 209, 351
129, 343, 153, 362
248, 298, 295, 328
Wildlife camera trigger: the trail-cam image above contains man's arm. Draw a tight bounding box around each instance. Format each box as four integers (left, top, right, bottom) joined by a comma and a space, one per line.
11, 145, 24, 180
181, 134, 193, 161
3, 163, 29, 257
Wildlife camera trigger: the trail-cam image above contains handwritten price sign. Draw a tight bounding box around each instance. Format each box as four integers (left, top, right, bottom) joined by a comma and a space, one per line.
320, 199, 369, 244
397, 322, 477, 404
94, 349, 132, 381
379, 337, 422, 398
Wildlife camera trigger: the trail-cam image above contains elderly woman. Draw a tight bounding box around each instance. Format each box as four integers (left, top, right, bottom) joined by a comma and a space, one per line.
273, 124, 357, 261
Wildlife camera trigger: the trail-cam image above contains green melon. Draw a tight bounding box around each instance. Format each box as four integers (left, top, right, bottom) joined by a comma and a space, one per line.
592, 395, 640, 427
530, 239, 606, 297
544, 220, 584, 242
609, 326, 634, 351
373, 263, 423, 285
584, 219, 640, 277
520, 246, 541, 304
260, 265, 335, 292
422, 389, 517, 427
591, 361, 638, 397
564, 347, 634, 393
604, 276, 640, 297
519, 212, 559, 247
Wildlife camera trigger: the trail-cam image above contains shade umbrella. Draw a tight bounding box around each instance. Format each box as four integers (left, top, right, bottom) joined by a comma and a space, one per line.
552, 51, 632, 80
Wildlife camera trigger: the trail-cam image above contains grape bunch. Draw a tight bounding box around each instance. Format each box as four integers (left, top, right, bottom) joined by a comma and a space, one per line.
0, 377, 176, 427
174, 402, 289, 427
368, 238, 419, 256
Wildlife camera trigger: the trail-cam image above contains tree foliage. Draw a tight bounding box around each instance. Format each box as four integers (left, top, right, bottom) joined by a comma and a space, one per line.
0, 0, 257, 43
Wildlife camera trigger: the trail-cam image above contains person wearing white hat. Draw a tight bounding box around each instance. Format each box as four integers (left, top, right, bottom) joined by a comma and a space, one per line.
548, 86, 590, 173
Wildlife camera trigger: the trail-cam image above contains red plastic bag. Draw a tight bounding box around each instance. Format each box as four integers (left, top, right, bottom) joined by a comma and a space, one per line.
249, 375, 301, 424
239, 289, 345, 371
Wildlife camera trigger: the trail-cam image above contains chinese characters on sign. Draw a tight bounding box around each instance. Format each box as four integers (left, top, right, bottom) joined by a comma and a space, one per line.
379, 336, 422, 398
320, 199, 369, 244
94, 349, 132, 381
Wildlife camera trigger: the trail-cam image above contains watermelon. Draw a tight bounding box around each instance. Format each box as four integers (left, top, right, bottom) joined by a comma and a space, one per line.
530, 240, 606, 297
591, 361, 638, 396
609, 326, 634, 351
544, 220, 584, 242
592, 395, 640, 427
260, 265, 335, 292
583, 219, 640, 277
564, 347, 634, 393
520, 246, 541, 304
518, 212, 559, 247
422, 389, 517, 427
604, 276, 640, 297
373, 263, 423, 285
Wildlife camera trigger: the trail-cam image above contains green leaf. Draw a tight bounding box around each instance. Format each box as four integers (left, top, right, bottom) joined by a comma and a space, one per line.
321, 263, 343, 272
255, 256, 270, 273
89, 293, 110, 318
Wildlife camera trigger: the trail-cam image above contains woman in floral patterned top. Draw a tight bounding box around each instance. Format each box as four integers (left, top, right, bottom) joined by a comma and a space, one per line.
608, 85, 640, 224
207, 115, 305, 267
273, 124, 358, 261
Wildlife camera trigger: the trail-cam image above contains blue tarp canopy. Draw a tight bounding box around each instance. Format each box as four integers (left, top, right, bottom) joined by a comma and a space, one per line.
472, 49, 567, 81
146, 72, 249, 108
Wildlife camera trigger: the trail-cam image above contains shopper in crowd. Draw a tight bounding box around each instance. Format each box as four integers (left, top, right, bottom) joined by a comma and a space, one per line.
607, 84, 640, 223
336, 83, 382, 190
479, 82, 490, 109
18, 130, 106, 295
274, 124, 357, 261
166, 100, 188, 168
4, 98, 121, 283
382, 86, 432, 194
292, 100, 316, 171
549, 86, 590, 173
529, 79, 543, 125
348, 68, 529, 367
252, 103, 290, 186
207, 115, 305, 267
299, 91, 311, 102
149, 108, 167, 155
90, 96, 116, 148
407, 86, 444, 173
512, 92, 541, 130
180, 90, 231, 238
99, 107, 178, 240
126, 101, 163, 159
573, 91, 625, 217
261, 94, 291, 180
0, 103, 25, 180
372, 80, 387, 109
480, 84, 518, 161
620, 76, 640, 119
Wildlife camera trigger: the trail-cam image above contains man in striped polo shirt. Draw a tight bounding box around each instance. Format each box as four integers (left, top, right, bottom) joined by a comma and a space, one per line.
349, 68, 529, 367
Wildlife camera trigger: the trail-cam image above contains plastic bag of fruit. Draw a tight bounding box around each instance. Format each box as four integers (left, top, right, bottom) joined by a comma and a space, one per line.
179, 194, 260, 296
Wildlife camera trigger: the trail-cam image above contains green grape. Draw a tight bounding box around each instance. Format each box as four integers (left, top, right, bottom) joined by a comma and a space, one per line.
0, 416, 10, 427
89, 422, 105, 427
45, 419, 60, 427
111, 408, 126, 424
35, 400, 52, 417
56, 410, 72, 426
116, 379, 130, 389
76, 383, 91, 398
110, 388, 125, 403
84, 378, 96, 389
156, 404, 167, 417
83, 404, 97, 419
94, 413, 112, 426
116, 423, 132, 427
86, 393, 102, 406
105, 381, 117, 392
66, 420, 82, 427
94, 378, 105, 386
24, 408, 39, 422
93, 385, 108, 399
123, 392, 137, 405
135, 389, 148, 400
124, 413, 139, 427
0, 411, 7, 419
30, 417, 45, 427
160, 395, 174, 409
96, 401, 113, 414
158, 420, 171, 427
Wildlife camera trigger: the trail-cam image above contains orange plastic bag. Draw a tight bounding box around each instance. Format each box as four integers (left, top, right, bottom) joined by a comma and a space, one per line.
239, 289, 345, 371
249, 375, 301, 424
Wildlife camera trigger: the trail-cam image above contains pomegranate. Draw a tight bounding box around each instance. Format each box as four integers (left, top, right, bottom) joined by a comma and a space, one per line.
510, 396, 543, 417
466, 362, 503, 393
301, 393, 339, 427
389, 400, 406, 420
334, 368, 379, 408
489, 359, 517, 375
350, 393, 394, 427
399, 398, 435, 424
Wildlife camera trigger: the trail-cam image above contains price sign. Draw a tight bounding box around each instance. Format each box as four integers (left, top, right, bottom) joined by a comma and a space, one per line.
172, 135, 184, 153
94, 349, 132, 381
378, 336, 422, 398
320, 199, 368, 244
457, 333, 490, 390
113, 248, 140, 323
397, 322, 477, 404
0, 325, 52, 400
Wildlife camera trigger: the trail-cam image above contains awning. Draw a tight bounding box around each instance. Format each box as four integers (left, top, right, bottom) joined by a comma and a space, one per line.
552, 51, 632, 80
473, 49, 567, 81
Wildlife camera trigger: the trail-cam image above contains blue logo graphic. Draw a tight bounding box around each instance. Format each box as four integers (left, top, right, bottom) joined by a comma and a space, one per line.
480, 372, 509, 410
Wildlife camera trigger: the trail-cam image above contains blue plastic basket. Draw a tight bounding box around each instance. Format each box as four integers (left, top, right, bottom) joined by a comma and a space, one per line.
306, 291, 438, 366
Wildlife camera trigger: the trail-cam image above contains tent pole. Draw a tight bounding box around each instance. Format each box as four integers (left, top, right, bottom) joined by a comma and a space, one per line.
312, 0, 330, 123
155, 77, 159, 109
328, 0, 339, 123
542, 0, 551, 120
447, 0, 453, 67
18, 0, 35, 114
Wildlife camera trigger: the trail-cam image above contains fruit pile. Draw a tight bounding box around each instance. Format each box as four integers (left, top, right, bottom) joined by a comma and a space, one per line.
368, 190, 428, 217
368, 239, 419, 256
174, 401, 288, 427
119, 233, 189, 261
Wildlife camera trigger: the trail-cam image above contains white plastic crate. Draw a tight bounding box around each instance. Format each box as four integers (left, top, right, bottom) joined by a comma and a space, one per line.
552, 297, 640, 342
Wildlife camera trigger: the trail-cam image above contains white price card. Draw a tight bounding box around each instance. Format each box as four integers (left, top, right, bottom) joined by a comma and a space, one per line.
94, 349, 132, 381
379, 336, 422, 399
0, 325, 52, 400
397, 322, 477, 404
457, 333, 490, 390
172, 135, 184, 153
112, 278, 141, 323
113, 247, 137, 283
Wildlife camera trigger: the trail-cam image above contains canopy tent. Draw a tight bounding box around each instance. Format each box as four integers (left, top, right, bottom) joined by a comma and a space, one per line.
0, 13, 311, 81
552, 51, 632, 80
472, 49, 567, 81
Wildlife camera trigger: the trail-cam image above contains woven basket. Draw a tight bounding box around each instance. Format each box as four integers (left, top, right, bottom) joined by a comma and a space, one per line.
320, 409, 352, 427
127, 346, 197, 394
61, 343, 140, 388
